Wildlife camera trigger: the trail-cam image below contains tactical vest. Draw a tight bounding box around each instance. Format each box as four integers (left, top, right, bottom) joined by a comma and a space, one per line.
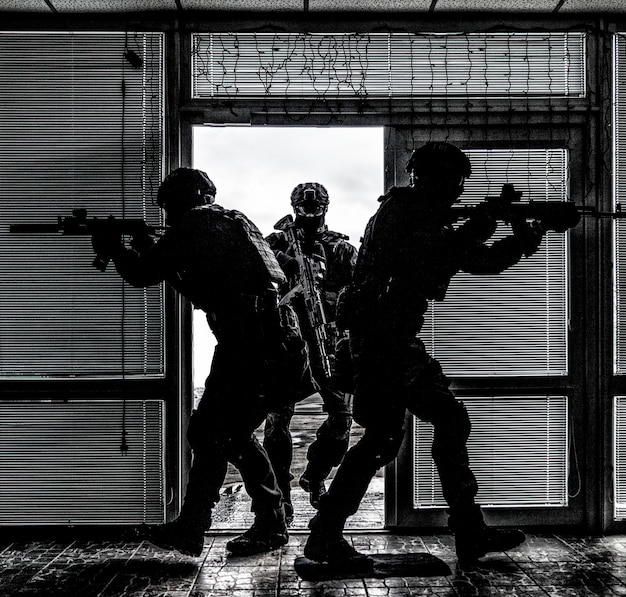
216, 205, 287, 286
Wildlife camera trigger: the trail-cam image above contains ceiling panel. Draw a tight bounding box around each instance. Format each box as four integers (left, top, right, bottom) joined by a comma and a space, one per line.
0, 0, 50, 11
309, 0, 432, 10
436, 0, 559, 11
561, 0, 626, 11
1, 0, 625, 13
181, 0, 302, 9
49, 0, 177, 11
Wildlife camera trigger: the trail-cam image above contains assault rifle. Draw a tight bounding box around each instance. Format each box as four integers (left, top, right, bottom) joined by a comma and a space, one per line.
10, 208, 164, 272
274, 214, 332, 379
454, 183, 626, 231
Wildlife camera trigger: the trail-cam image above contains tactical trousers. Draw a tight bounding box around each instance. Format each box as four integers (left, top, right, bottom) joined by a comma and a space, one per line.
264, 380, 352, 501
183, 342, 284, 521
317, 332, 480, 530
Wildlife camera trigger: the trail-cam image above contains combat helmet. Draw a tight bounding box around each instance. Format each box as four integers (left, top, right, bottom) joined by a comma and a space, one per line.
290, 182, 329, 218
157, 167, 216, 210
406, 142, 472, 183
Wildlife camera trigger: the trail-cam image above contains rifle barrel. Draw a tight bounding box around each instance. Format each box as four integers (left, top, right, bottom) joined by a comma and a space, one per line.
9, 224, 61, 233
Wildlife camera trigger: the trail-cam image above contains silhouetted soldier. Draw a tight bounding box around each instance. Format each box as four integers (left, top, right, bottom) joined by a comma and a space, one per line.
304, 142, 553, 568
92, 168, 316, 557
263, 183, 357, 523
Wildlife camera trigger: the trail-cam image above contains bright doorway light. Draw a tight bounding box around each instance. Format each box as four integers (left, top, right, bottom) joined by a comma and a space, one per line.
192, 125, 384, 390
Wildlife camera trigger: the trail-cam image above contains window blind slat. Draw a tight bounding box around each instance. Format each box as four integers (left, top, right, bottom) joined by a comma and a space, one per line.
0, 400, 165, 525
421, 148, 569, 377
615, 397, 626, 519
614, 34, 626, 375
414, 396, 568, 508
192, 32, 585, 99
0, 32, 165, 378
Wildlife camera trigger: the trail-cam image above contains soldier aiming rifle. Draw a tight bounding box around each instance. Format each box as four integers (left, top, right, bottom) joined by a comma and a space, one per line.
303, 142, 583, 571
12, 169, 317, 558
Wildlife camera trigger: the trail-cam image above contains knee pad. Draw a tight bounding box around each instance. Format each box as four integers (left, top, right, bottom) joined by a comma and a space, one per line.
431, 400, 471, 461
223, 436, 247, 467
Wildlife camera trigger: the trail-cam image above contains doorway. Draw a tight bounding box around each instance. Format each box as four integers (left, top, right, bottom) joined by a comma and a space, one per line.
191, 125, 385, 530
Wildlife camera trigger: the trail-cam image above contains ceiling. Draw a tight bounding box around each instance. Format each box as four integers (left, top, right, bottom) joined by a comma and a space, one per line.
0, 0, 622, 14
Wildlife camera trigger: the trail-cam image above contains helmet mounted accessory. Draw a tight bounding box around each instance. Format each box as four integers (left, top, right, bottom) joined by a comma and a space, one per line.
290, 182, 330, 219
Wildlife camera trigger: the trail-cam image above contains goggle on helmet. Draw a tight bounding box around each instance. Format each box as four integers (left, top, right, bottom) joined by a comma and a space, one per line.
290, 182, 329, 217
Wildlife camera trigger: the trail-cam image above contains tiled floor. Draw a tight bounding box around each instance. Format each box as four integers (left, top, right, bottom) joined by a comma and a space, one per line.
3, 530, 626, 596
3, 396, 624, 595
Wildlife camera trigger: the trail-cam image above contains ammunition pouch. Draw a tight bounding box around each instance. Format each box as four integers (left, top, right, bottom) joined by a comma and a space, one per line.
349, 281, 428, 337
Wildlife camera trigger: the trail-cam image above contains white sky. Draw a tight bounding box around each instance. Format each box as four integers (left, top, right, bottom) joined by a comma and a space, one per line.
191, 125, 385, 386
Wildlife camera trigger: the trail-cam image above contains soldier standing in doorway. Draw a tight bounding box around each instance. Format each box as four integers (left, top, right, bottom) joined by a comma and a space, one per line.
263, 182, 358, 524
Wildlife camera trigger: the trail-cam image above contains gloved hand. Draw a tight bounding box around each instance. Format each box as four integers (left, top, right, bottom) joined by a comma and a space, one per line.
275, 249, 299, 278
512, 218, 545, 257
130, 228, 155, 253
92, 230, 123, 255
310, 240, 326, 262
458, 202, 498, 243
91, 230, 124, 271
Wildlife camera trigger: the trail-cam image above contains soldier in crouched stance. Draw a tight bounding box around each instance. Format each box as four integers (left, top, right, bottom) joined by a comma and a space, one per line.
92, 168, 315, 557
304, 142, 556, 568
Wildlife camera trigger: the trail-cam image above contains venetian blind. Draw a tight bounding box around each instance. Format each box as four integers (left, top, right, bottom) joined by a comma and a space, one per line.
0, 32, 165, 378
615, 397, 626, 519
0, 400, 165, 525
420, 148, 569, 377
414, 396, 568, 508
614, 34, 626, 375
191, 32, 585, 99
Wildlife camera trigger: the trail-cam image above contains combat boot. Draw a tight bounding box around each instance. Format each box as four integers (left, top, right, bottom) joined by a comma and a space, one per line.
455, 526, 526, 565
226, 508, 289, 556
147, 494, 212, 558
303, 513, 373, 571
449, 505, 525, 565
299, 473, 327, 509
148, 512, 211, 557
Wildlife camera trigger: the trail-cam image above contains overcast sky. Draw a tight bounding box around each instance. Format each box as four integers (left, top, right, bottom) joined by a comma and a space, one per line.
191, 125, 385, 385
